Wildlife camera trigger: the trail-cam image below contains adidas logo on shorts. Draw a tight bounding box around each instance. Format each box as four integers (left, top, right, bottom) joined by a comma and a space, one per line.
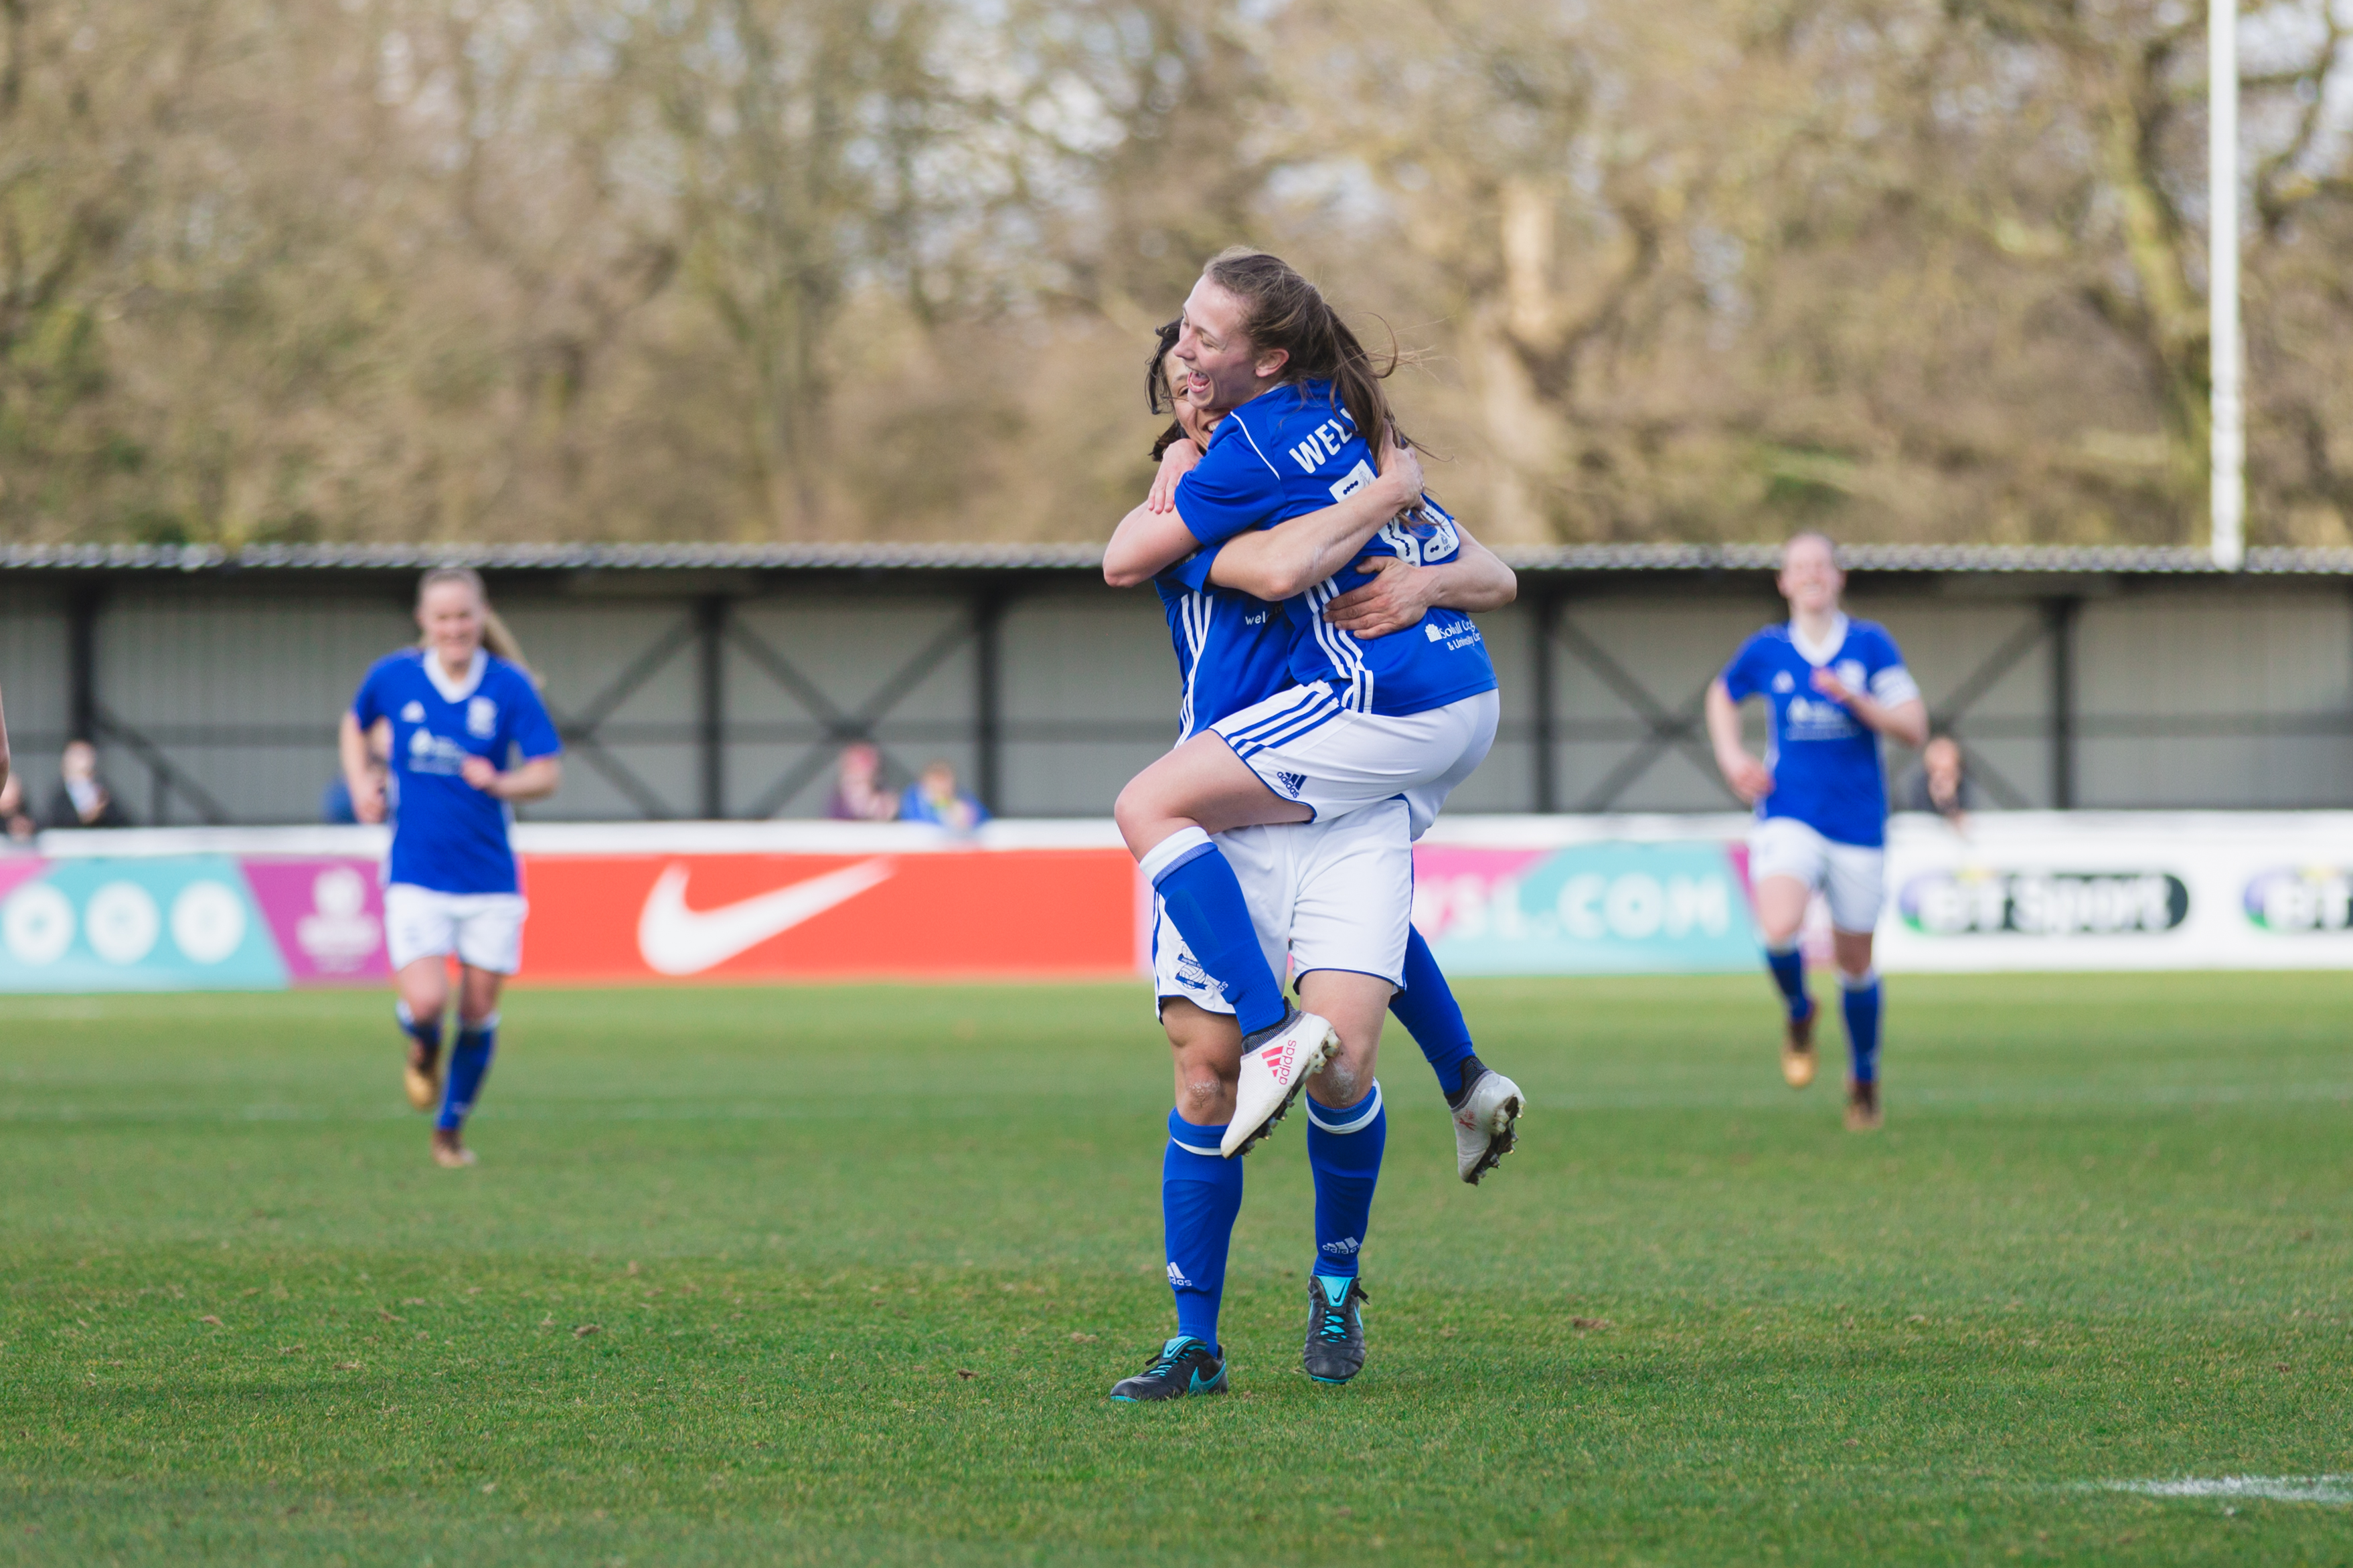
1275, 770, 1307, 799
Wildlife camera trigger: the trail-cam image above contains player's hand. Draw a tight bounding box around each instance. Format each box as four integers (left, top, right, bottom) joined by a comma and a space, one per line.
1809, 667, 1855, 705
351, 782, 387, 824
1147, 440, 1201, 513
1721, 752, 1775, 803
1323, 556, 1439, 640
1374, 426, 1423, 509
459, 756, 501, 792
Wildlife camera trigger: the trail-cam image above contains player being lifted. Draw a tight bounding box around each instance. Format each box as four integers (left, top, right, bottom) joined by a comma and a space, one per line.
1105, 315, 1522, 1401
341, 568, 563, 1166
1103, 248, 1508, 1163
1704, 533, 1927, 1130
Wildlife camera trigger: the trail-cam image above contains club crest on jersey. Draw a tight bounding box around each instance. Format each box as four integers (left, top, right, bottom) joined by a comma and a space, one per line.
400, 700, 426, 721
467, 695, 497, 737
1771, 672, 1795, 693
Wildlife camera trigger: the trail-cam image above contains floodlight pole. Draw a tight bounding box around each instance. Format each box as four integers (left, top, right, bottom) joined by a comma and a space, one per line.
2209, 0, 2246, 570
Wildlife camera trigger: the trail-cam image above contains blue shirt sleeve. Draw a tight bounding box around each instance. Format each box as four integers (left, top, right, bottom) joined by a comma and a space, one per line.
1160, 542, 1226, 595
1721, 633, 1768, 701
503, 672, 562, 760
351, 658, 392, 725
1172, 423, 1285, 546
1856, 624, 1921, 706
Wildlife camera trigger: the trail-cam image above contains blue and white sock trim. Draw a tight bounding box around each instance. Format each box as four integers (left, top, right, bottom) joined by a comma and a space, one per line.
1838, 968, 1879, 991
1141, 826, 1216, 886
1167, 1106, 1225, 1158
1305, 1079, 1382, 1134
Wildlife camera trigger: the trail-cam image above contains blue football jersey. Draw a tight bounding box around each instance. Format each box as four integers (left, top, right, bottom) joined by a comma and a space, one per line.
1155, 547, 1292, 740
351, 648, 563, 895
1720, 616, 1920, 848
1173, 380, 1498, 717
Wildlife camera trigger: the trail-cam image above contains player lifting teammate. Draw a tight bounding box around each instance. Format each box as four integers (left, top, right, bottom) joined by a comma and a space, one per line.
1104, 248, 1511, 1165
1104, 300, 1522, 1401
341, 568, 563, 1166
1705, 533, 1927, 1130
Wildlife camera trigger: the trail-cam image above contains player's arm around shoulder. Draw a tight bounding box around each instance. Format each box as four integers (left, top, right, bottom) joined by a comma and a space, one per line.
1319, 517, 1514, 640
1203, 429, 1424, 603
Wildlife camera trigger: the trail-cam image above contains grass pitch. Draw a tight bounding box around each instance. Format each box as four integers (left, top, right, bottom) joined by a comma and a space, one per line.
1, 974, 2348, 1565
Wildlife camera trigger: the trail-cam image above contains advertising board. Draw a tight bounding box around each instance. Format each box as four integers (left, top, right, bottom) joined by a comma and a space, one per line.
5, 812, 2351, 990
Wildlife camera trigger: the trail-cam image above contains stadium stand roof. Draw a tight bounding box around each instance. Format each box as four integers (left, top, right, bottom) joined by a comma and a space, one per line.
2, 540, 2350, 576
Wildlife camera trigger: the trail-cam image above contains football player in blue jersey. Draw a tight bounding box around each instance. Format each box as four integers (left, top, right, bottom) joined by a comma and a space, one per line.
341, 568, 563, 1167
1103, 249, 1504, 1162
1110, 332, 1522, 1401
1704, 533, 1927, 1130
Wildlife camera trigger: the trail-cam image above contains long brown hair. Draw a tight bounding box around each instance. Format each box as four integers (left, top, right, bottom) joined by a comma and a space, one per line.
1146, 317, 1187, 461
416, 566, 532, 678
1201, 246, 1407, 448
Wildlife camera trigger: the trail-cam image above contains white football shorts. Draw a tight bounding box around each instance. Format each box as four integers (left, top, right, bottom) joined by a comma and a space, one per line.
1747, 817, 1885, 934
1211, 683, 1499, 840
1152, 797, 1413, 1016
382, 883, 528, 974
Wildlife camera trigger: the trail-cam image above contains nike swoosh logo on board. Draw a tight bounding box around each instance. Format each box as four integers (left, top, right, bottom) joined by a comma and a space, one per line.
636, 859, 894, 976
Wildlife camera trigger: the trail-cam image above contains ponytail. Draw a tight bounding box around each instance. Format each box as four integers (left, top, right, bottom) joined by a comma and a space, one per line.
416, 566, 534, 680
1200, 246, 1408, 450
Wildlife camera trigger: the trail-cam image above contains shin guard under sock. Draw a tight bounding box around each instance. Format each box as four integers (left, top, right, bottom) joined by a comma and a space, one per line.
1163, 1110, 1244, 1352
1143, 827, 1289, 1036
438, 1014, 498, 1131
1766, 944, 1809, 1021
1840, 971, 1882, 1083
1390, 927, 1477, 1098
1305, 1083, 1386, 1280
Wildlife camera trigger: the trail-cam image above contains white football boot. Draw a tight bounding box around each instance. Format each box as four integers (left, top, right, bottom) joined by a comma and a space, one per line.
1452, 1064, 1524, 1184
1219, 1007, 1342, 1158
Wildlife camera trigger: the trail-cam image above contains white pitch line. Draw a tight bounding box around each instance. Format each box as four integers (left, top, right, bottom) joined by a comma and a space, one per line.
2093, 1476, 2353, 1505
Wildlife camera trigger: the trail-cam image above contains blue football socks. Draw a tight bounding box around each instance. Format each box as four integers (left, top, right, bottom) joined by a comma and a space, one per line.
396, 998, 443, 1057
1305, 1082, 1385, 1280
438, 1013, 498, 1132
1765, 942, 1810, 1022
1390, 927, 1478, 1097
1142, 827, 1290, 1036
1840, 970, 1882, 1084
1163, 1109, 1244, 1353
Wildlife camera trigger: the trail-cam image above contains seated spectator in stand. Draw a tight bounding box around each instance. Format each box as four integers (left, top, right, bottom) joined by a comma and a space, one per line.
1896, 732, 1975, 829
824, 741, 900, 822
46, 739, 131, 829
323, 718, 392, 824
899, 758, 988, 833
0, 774, 31, 845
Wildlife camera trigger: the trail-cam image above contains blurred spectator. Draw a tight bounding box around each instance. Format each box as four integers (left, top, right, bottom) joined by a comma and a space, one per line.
323, 718, 392, 824
46, 739, 131, 829
1896, 733, 1975, 827
0, 774, 33, 845
825, 742, 900, 822
899, 759, 988, 833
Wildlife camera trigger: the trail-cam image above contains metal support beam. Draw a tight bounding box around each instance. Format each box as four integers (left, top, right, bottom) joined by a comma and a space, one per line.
974, 592, 1007, 814
2047, 597, 2080, 807
1531, 595, 1558, 813
696, 596, 727, 820
66, 585, 101, 744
